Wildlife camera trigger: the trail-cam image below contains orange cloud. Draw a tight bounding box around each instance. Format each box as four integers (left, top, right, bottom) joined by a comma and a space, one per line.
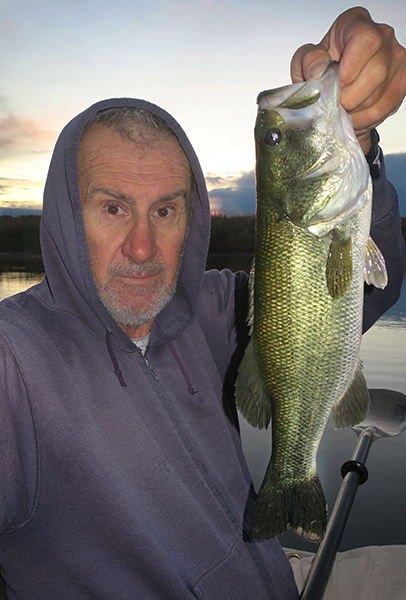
0, 114, 56, 152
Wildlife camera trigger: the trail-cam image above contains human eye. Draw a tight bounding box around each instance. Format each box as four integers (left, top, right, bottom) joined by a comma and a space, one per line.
153, 205, 175, 219
105, 203, 126, 216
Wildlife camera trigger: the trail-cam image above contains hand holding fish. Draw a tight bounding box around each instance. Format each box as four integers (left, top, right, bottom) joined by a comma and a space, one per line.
290, 6, 406, 153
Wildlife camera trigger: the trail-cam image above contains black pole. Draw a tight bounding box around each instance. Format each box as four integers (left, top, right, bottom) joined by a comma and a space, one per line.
299, 428, 374, 600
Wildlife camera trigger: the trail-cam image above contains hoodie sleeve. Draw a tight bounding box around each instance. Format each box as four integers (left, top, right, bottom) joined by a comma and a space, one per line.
197, 269, 250, 430
363, 150, 406, 332
0, 332, 38, 533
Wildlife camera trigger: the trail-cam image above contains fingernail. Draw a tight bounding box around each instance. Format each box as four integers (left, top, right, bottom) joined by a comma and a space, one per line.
309, 61, 329, 80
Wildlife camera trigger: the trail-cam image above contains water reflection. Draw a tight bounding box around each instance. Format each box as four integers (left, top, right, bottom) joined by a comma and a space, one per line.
0, 271, 44, 301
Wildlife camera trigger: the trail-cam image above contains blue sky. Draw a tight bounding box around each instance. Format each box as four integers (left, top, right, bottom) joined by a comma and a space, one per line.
1, 0, 406, 215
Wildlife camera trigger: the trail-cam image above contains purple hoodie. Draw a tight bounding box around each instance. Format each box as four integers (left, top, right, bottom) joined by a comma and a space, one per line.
0, 97, 404, 600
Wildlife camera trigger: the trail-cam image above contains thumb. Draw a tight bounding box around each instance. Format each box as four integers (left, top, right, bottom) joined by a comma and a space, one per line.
290, 44, 332, 82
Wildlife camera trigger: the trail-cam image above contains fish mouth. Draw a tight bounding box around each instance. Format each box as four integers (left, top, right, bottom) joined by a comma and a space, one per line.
257, 62, 339, 113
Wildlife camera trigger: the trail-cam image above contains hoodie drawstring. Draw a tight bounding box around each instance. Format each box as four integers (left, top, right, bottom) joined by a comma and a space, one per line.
106, 331, 197, 396
168, 342, 198, 396
106, 330, 127, 387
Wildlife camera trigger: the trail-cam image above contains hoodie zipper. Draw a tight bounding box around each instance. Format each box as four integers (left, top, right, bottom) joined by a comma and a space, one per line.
106, 330, 197, 394
143, 355, 159, 381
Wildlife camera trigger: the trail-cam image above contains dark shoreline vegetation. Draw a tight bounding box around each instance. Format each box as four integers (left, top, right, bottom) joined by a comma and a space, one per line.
1, 214, 406, 274
0, 214, 257, 274
0, 216, 43, 273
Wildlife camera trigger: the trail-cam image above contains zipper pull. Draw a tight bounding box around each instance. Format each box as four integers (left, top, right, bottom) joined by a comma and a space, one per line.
144, 356, 159, 382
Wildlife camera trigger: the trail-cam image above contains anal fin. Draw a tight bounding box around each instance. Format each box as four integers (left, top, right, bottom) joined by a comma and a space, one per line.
332, 363, 370, 429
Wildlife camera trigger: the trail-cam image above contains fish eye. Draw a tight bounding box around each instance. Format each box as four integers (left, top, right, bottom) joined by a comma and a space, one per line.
265, 128, 282, 147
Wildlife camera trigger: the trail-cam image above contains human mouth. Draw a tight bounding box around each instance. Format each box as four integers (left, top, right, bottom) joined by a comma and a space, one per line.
109, 262, 166, 280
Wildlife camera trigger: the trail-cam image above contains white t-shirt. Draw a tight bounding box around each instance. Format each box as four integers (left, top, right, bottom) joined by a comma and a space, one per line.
131, 334, 150, 356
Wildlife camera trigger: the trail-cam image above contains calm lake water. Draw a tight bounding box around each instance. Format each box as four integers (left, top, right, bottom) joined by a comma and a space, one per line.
1, 269, 405, 552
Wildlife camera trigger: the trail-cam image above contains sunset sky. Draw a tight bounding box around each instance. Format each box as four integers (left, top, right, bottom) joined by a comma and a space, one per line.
1, 0, 406, 215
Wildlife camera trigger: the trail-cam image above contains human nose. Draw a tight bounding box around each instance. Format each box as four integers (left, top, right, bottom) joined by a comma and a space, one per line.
121, 218, 157, 263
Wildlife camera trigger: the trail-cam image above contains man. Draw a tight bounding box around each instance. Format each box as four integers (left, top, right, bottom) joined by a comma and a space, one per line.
0, 7, 405, 599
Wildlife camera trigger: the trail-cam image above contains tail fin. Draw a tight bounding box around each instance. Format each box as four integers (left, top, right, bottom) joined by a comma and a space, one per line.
250, 470, 327, 543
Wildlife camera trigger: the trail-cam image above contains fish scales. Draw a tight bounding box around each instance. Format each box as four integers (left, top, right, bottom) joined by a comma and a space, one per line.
235, 63, 388, 542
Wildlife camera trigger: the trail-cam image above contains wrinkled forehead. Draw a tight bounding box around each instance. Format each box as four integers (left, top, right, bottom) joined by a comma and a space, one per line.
78, 123, 184, 165
77, 121, 194, 215
77, 106, 195, 208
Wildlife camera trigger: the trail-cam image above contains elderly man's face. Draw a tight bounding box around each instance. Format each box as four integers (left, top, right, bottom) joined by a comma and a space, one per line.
78, 125, 191, 339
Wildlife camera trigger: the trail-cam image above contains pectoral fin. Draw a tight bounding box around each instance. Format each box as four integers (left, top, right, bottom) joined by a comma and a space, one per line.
235, 339, 272, 429
326, 232, 353, 299
332, 363, 370, 429
365, 236, 388, 289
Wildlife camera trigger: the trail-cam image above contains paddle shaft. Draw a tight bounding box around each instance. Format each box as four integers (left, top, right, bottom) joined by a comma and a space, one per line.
299, 428, 374, 600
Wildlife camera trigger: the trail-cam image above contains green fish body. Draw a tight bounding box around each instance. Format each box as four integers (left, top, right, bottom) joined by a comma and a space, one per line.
235, 63, 387, 542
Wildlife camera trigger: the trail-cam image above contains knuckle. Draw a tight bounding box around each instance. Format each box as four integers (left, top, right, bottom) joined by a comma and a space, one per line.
372, 60, 389, 85
361, 26, 383, 54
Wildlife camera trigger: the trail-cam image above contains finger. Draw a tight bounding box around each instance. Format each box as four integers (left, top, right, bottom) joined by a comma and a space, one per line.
350, 79, 406, 134
339, 58, 390, 113
340, 24, 399, 87
290, 45, 331, 83
324, 9, 386, 85
345, 50, 406, 119
351, 106, 388, 136
350, 69, 406, 135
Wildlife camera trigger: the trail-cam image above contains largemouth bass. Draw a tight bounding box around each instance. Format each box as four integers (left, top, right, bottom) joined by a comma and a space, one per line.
235, 63, 387, 542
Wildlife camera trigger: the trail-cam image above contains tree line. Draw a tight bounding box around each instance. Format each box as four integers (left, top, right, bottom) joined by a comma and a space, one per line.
0, 214, 256, 259
0, 216, 42, 255
1, 214, 405, 263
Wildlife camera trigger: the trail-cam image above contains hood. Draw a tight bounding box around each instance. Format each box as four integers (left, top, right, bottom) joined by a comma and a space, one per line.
39, 98, 211, 350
